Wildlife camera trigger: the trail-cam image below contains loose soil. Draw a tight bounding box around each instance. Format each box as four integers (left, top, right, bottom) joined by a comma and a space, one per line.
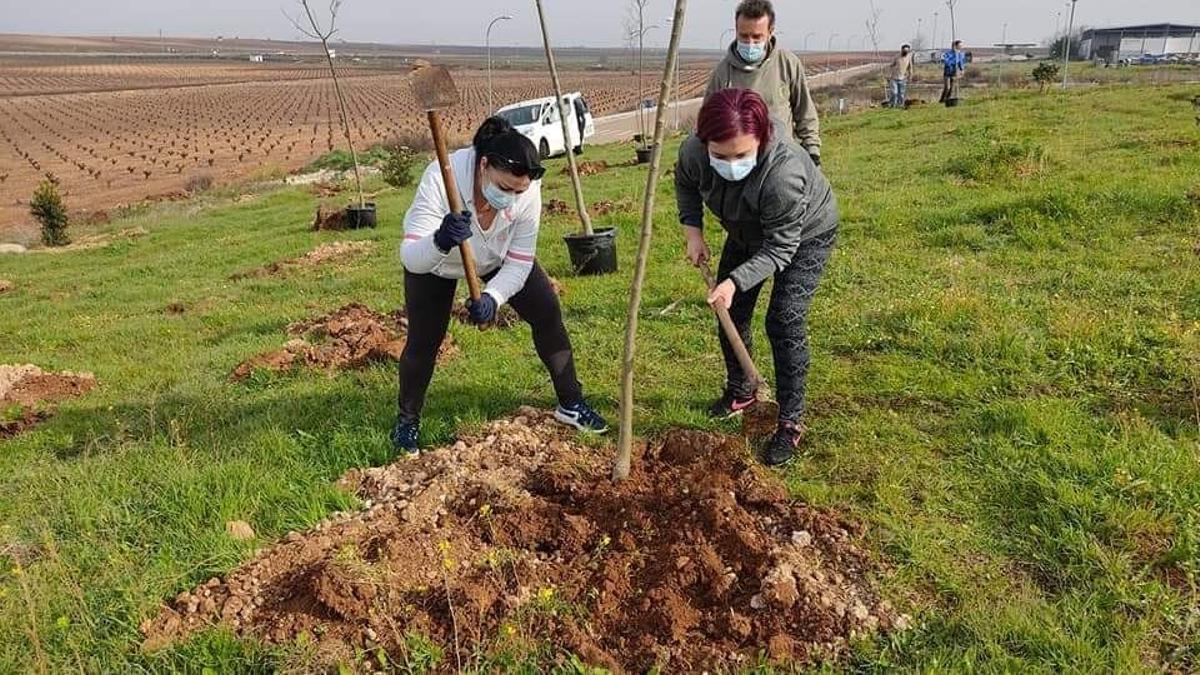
590, 199, 631, 217
543, 198, 570, 216
571, 160, 610, 177
448, 278, 562, 329
313, 205, 350, 231
142, 410, 899, 671
230, 303, 455, 381
0, 279, 11, 293
0, 364, 96, 438
230, 241, 375, 280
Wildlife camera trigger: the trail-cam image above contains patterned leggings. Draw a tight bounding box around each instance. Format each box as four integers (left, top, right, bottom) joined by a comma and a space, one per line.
716, 226, 838, 424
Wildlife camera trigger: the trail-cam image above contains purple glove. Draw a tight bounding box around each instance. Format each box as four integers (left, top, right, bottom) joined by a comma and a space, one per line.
434, 211, 472, 253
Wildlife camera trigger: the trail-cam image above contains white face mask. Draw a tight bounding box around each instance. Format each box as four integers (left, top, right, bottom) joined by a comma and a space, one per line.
709, 154, 757, 182
737, 41, 767, 63
480, 165, 517, 210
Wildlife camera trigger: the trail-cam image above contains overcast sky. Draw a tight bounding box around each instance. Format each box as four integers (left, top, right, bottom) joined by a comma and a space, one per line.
2, 0, 1196, 50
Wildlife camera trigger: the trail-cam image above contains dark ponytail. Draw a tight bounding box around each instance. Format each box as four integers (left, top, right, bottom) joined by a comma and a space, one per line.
472, 116, 544, 180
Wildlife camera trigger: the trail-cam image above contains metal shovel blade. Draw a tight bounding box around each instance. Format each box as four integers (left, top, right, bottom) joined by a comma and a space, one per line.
741, 396, 780, 440
411, 65, 460, 111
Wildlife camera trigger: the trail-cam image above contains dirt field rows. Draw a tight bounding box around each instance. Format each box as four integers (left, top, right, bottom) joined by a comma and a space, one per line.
0, 60, 717, 242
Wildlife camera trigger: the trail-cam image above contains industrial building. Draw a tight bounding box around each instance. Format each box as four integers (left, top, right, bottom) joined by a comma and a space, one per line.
1079, 23, 1200, 62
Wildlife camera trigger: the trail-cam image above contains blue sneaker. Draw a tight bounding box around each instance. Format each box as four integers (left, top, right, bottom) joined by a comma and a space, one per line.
554, 400, 609, 434
390, 418, 420, 455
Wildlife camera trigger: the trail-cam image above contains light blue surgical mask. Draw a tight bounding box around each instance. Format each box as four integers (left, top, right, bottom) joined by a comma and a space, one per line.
482, 179, 517, 211
709, 154, 757, 182
737, 41, 767, 63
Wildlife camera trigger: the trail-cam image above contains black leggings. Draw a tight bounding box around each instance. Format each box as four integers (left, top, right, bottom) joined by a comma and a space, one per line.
717, 226, 837, 425
398, 262, 582, 422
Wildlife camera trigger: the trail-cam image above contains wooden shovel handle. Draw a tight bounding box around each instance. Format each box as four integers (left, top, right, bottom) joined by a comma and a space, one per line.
699, 265, 765, 388
427, 110, 482, 302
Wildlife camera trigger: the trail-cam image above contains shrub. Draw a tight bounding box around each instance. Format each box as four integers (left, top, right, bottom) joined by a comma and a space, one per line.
1032, 62, 1060, 92
30, 178, 69, 247
381, 145, 420, 189
185, 173, 214, 194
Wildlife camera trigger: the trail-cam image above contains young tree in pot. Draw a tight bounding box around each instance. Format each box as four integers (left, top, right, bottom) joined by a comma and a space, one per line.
627, 0, 656, 164
614, 0, 687, 482
534, 0, 618, 276
287, 0, 375, 228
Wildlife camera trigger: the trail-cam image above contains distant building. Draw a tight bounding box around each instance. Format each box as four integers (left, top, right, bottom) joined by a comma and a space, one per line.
1080, 23, 1200, 62
249, 54, 264, 63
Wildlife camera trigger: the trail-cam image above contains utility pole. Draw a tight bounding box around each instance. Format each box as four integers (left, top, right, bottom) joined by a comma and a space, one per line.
1062, 0, 1078, 88
486, 14, 512, 114
932, 11, 939, 49
945, 0, 958, 45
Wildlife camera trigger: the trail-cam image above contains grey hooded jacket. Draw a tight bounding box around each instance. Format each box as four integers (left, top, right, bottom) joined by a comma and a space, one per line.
675, 121, 838, 292
705, 37, 822, 156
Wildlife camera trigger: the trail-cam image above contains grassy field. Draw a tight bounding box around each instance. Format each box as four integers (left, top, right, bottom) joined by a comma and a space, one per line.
1, 81, 1198, 672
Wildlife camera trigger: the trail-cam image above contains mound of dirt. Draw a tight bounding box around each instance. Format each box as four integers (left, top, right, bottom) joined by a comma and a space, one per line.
569, 160, 610, 177
313, 205, 349, 231
590, 199, 632, 217
0, 364, 96, 438
142, 410, 899, 671
231, 241, 374, 280
0, 279, 11, 293
230, 303, 455, 381
448, 278, 563, 329
38, 227, 147, 254
544, 198, 570, 216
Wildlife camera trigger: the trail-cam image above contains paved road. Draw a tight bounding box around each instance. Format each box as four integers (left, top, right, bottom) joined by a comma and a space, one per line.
592, 63, 885, 144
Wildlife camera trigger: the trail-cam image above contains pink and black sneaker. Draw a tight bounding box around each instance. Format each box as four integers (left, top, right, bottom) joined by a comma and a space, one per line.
763, 421, 805, 466
707, 389, 758, 419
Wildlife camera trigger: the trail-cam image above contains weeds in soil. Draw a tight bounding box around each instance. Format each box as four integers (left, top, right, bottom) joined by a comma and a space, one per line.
0, 82, 1198, 671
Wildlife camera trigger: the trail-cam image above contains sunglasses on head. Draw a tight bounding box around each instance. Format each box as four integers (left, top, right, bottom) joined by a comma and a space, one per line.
485, 153, 546, 181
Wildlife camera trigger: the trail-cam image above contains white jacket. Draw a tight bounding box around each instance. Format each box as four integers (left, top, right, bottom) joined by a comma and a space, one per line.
401, 147, 540, 306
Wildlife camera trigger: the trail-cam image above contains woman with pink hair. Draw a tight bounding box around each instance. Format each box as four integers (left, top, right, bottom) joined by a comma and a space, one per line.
675, 87, 838, 466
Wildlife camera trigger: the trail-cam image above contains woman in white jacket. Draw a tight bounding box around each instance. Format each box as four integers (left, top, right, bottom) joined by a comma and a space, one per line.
391, 117, 608, 453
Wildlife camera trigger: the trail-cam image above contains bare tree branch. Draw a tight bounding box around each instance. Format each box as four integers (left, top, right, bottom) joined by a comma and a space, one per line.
282, 7, 321, 40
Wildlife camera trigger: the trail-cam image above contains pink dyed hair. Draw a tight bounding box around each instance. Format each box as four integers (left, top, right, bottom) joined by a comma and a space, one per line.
696, 88, 772, 147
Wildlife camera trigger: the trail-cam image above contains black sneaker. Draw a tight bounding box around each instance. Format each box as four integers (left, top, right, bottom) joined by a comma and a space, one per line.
762, 422, 804, 467
389, 418, 420, 455
707, 390, 758, 419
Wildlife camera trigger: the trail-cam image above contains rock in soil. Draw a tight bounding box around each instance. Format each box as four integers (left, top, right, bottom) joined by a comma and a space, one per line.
142, 410, 895, 672
230, 241, 374, 280
0, 364, 96, 438
230, 303, 456, 381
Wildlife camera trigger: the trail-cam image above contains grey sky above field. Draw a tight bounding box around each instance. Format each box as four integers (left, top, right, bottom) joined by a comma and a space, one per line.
2, 0, 1196, 50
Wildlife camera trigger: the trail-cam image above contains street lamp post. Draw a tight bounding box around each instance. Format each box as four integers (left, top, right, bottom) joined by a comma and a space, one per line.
846, 34, 859, 69
827, 33, 839, 70
486, 14, 512, 113
719, 28, 734, 51
804, 31, 817, 52
932, 11, 940, 49
1062, 0, 1078, 88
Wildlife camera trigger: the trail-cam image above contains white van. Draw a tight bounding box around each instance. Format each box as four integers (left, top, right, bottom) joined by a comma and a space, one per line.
495, 93, 595, 159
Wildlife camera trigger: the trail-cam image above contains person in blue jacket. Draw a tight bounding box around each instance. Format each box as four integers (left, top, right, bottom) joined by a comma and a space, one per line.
940, 40, 966, 107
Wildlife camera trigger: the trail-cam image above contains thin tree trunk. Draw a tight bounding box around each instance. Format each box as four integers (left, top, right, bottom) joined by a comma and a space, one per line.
533, 0, 593, 236
323, 41, 364, 208
613, 0, 687, 482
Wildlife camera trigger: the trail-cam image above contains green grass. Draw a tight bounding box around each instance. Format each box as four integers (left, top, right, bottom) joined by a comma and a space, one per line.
1, 82, 1198, 672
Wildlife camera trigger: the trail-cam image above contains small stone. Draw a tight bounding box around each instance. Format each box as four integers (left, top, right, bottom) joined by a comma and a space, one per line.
851, 601, 869, 621
225, 520, 255, 540
675, 556, 691, 570
750, 594, 766, 610
365, 627, 378, 641
791, 530, 812, 547
205, 577, 221, 588
895, 614, 913, 631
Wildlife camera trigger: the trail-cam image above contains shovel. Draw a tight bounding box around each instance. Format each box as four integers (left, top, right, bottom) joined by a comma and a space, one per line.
410, 64, 483, 303
699, 264, 780, 438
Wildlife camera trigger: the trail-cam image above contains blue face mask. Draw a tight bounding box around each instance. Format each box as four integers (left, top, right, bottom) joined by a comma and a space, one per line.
709, 154, 757, 182
482, 177, 517, 211
737, 41, 767, 63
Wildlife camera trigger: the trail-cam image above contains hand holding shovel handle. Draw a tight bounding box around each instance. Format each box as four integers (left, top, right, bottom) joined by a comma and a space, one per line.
699, 264, 765, 391
427, 111, 483, 302
412, 64, 483, 302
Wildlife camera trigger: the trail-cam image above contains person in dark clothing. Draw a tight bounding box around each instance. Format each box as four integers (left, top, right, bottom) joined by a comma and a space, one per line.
392, 117, 607, 454
675, 88, 839, 466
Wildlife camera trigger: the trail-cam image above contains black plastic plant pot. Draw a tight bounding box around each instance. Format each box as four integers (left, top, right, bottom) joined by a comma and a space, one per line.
635, 145, 657, 164
345, 202, 377, 229
563, 227, 618, 276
